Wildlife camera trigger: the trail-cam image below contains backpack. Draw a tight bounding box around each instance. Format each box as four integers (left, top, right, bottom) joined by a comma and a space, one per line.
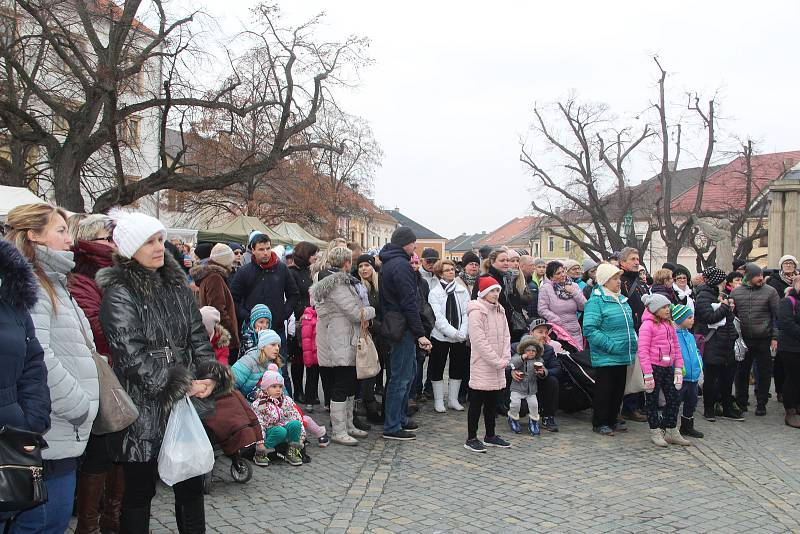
300, 306, 318, 367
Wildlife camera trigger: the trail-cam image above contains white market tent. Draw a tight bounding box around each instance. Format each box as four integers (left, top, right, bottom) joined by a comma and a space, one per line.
0, 186, 48, 220
271, 221, 327, 247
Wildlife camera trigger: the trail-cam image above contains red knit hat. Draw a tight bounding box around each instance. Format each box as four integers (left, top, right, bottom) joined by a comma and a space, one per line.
477, 276, 501, 298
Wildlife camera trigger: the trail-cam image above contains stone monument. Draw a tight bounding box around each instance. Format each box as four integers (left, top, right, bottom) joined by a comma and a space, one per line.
767, 162, 800, 267
691, 215, 733, 272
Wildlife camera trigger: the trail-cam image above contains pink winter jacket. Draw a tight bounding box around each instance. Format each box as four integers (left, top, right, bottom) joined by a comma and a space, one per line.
467, 299, 511, 391
637, 309, 684, 375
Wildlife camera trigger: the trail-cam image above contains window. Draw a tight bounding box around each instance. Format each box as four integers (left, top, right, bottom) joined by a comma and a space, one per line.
564, 240, 571, 252
548, 236, 554, 253
123, 175, 141, 207
118, 117, 141, 147
635, 234, 644, 245
534, 242, 540, 257
759, 233, 768, 248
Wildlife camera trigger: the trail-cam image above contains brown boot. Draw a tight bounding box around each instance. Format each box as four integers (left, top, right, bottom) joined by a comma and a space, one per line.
785, 408, 800, 429
100, 464, 124, 533
76, 472, 106, 534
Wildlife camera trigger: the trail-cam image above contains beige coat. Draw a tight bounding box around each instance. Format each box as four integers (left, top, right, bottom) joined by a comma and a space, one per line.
310, 272, 375, 368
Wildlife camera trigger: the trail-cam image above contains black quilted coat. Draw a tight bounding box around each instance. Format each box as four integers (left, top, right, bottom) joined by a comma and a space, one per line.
97, 252, 229, 463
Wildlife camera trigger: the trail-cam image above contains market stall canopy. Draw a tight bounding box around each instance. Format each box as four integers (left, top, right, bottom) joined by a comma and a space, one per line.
270, 221, 327, 247
197, 215, 291, 246
0, 186, 47, 219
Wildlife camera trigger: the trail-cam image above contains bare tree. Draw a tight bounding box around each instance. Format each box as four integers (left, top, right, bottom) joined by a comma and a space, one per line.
521, 98, 654, 261
0, 1, 368, 213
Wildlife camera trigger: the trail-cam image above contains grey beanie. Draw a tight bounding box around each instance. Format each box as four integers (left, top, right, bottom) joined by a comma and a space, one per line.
641, 293, 672, 313
581, 259, 598, 273
533, 258, 546, 266
390, 226, 417, 247
744, 262, 763, 281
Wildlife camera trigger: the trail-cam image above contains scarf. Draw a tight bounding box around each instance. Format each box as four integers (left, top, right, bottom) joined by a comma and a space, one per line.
459, 271, 477, 288
553, 280, 574, 300
781, 270, 798, 288
442, 280, 460, 330
673, 282, 692, 301
257, 251, 279, 270
604, 287, 622, 301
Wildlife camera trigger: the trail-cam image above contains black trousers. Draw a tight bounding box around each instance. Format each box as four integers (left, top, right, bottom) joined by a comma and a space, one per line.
467, 389, 499, 440
328, 365, 358, 403
774, 352, 785, 395
735, 337, 773, 408
428, 339, 469, 381
592, 365, 627, 428
780, 351, 800, 410
79, 433, 113, 474
645, 366, 680, 429
121, 462, 204, 534
303, 364, 321, 404
704, 359, 736, 410
536, 374, 559, 417
319, 366, 333, 406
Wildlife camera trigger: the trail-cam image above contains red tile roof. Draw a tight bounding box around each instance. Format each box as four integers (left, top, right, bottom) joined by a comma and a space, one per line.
670, 151, 800, 214
478, 216, 539, 247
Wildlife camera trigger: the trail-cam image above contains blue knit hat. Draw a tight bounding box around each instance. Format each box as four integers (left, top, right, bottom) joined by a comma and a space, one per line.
670, 304, 694, 325
257, 329, 281, 349
248, 304, 272, 330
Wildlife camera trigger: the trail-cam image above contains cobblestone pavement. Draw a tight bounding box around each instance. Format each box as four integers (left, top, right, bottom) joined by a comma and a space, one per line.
70, 385, 800, 533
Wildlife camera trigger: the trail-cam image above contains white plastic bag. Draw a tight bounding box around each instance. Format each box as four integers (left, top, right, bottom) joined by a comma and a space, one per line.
158, 396, 214, 486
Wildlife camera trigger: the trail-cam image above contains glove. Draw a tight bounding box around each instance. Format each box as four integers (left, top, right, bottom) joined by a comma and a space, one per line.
643, 374, 655, 393
674, 370, 683, 391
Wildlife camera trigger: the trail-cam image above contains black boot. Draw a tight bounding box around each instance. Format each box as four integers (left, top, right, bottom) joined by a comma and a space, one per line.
175, 497, 206, 534
365, 400, 384, 424
119, 506, 151, 534
353, 414, 371, 432
680, 416, 704, 438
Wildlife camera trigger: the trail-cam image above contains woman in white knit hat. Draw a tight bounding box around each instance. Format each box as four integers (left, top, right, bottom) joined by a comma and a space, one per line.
97, 210, 231, 533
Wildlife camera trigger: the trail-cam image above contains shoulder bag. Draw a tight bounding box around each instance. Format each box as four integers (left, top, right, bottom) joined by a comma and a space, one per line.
0, 425, 47, 512
356, 310, 381, 379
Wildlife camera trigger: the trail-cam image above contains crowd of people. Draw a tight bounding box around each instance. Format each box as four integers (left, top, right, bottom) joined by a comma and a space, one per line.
2, 202, 799, 533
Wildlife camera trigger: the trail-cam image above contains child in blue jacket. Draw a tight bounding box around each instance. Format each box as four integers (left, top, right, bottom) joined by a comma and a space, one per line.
672, 304, 704, 438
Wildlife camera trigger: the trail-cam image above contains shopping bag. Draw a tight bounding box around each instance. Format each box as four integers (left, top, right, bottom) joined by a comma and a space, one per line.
157, 396, 214, 486
624, 357, 646, 395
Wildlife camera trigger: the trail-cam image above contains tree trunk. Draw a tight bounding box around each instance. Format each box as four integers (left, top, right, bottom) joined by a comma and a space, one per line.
52, 148, 86, 212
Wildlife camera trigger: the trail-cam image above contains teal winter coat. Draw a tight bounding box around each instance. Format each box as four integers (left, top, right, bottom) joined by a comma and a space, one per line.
231, 349, 268, 400
582, 286, 638, 367
676, 327, 703, 382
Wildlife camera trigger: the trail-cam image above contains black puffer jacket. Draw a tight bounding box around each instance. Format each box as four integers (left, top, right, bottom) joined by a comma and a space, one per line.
98, 253, 230, 463
730, 282, 780, 340
693, 284, 736, 366
289, 261, 313, 321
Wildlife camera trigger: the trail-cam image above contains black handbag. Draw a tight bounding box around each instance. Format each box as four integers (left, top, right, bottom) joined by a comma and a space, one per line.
0, 425, 47, 512
380, 310, 407, 343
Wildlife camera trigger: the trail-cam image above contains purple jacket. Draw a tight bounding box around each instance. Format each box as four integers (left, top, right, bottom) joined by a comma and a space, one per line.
537, 279, 586, 350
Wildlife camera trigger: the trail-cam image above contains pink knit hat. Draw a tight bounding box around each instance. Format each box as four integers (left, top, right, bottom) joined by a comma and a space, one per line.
260, 363, 284, 390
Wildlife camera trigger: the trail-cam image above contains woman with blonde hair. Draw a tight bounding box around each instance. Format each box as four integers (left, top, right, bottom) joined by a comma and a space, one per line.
5, 203, 100, 533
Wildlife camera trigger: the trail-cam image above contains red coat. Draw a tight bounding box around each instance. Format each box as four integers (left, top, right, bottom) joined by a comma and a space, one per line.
211, 326, 231, 366
190, 262, 240, 356
68, 240, 113, 358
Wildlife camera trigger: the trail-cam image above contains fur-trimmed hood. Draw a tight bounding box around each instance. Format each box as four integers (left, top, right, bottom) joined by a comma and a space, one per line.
0, 240, 37, 309
96, 250, 188, 296
310, 270, 358, 302
213, 324, 231, 347
189, 262, 229, 284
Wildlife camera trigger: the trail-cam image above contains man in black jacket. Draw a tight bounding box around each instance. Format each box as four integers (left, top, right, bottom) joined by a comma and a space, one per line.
379, 227, 432, 441
618, 247, 648, 422
230, 234, 299, 388
731, 263, 780, 416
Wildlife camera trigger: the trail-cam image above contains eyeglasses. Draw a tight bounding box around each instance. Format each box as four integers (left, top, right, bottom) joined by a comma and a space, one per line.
91, 236, 114, 243
233, 250, 242, 255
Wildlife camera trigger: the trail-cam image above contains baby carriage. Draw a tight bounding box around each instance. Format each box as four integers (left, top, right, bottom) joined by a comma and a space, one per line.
197, 390, 262, 494
549, 324, 596, 413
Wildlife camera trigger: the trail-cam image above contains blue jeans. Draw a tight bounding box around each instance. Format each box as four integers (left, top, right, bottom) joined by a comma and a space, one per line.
10, 468, 76, 534
680, 380, 700, 418
384, 331, 416, 433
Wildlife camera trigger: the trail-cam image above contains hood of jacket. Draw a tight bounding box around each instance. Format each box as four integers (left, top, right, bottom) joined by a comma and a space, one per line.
310, 270, 357, 302
467, 297, 502, 316
189, 262, 229, 284
0, 240, 38, 309
97, 250, 187, 296
378, 243, 410, 265
34, 244, 74, 283
73, 239, 114, 280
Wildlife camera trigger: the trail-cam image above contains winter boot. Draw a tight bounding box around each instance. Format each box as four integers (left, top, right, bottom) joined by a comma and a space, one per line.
528, 418, 541, 436
76, 471, 106, 534
119, 505, 151, 534
432, 381, 446, 413
664, 427, 691, 446
650, 428, 668, 447
330, 401, 358, 446
175, 497, 206, 534
785, 408, 800, 428
346, 396, 368, 438
447, 379, 465, 411
679, 416, 704, 439
99, 464, 124, 533
365, 400, 384, 424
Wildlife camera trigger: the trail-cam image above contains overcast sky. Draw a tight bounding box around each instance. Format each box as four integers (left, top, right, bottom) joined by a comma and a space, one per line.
201, 1, 800, 239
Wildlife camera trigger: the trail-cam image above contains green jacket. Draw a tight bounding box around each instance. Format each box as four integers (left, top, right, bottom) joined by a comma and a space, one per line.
582, 285, 638, 367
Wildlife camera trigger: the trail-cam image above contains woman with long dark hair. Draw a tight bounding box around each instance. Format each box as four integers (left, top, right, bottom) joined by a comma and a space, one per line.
288, 241, 320, 409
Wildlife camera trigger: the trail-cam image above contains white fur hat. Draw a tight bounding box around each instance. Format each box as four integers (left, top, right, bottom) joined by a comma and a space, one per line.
110, 209, 166, 259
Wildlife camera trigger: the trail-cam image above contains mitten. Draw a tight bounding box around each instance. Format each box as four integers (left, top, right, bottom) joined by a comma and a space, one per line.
674, 370, 683, 391
643, 374, 655, 393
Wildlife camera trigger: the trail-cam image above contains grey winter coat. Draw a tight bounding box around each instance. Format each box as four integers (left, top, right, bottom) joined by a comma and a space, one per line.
730, 282, 780, 339
29, 246, 99, 460
98, 253, 230, 462
509, 354, 545, 396
310, 271, 375, 368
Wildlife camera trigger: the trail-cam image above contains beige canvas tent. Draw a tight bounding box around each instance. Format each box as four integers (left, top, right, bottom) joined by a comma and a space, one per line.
271, 222, 327, 247
197, 215, 291, 245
